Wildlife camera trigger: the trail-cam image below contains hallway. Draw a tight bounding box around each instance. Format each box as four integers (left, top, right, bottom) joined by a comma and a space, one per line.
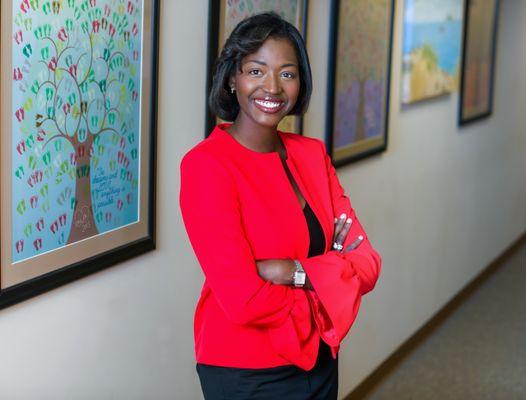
361, 239, 526, 400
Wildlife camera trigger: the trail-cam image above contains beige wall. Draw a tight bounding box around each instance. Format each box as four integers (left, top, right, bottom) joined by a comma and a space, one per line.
0, 1, 525, 399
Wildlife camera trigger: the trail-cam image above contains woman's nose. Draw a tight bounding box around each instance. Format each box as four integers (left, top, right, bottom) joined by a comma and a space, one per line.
263, 73, 281, 94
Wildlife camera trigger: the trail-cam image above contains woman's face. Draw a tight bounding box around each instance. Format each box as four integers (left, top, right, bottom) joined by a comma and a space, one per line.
230, 37, 300, 129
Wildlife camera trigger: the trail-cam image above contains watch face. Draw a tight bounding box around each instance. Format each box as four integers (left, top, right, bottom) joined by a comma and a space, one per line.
294, 271, 306, 286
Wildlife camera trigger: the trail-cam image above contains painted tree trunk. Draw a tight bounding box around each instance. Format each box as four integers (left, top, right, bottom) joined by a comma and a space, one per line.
355, 79, 366, 142
67, 139, 98, 244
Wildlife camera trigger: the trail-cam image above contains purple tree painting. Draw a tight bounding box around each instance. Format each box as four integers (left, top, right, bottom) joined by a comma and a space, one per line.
327, 0, 393, 165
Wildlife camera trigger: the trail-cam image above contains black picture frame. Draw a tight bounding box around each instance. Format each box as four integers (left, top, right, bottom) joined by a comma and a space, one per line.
458, 0, 500, 126
325, 0, 395, 167
0, 0, 159, 310
205, 0, 309, 137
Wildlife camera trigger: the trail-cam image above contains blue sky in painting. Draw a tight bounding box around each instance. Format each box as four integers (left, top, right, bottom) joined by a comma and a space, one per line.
405, 0, 462, 23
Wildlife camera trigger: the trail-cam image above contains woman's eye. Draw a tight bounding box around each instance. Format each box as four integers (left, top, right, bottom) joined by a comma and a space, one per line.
248, 69, 262, 76
281, 71, 296, 79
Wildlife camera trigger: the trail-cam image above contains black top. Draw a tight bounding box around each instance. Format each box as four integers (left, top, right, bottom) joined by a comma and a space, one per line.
303, 202, 326, 257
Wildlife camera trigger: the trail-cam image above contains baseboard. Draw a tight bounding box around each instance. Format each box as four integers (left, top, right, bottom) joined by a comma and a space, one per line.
344, 230, 526, 400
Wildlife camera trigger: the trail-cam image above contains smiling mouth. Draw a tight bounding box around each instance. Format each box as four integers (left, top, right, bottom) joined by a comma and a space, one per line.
253, 99, 285, 114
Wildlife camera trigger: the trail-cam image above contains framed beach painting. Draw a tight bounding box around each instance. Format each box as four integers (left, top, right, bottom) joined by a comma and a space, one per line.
401, 0, 463, 104
206, 0, 308, 136
0, 0, 159, 309
459, 0, 499, 125
325, 0, 394, 166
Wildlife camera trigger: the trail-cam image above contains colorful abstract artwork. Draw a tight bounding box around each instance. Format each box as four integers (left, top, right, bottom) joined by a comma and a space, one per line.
459, 0, 499, 124
401, 0, 463, 104
326, 0, 394, 166
223, 0, 304, 39
206, 0, 308, 135
0, 0, 158, 309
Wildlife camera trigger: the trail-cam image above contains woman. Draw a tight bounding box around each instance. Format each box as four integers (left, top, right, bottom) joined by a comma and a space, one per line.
180, 12, 381, 399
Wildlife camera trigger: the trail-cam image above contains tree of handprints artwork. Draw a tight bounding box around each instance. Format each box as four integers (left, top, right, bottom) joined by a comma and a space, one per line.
12, 0, 143, 263
334, 0, 390, 147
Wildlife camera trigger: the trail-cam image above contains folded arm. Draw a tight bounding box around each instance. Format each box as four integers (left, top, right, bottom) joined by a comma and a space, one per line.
299, 141, 382, 345
180, 150, 296, 328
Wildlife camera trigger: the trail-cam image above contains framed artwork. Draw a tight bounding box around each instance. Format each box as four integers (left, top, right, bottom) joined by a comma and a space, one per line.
458, 0, 499, 125
0, 0, 159, 309
401, 0, 463, 104
205, 0, 308, 136
325, 0, 394, 167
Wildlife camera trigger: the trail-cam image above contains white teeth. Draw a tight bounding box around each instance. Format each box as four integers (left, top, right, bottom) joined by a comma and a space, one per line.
255, 100, 282, 109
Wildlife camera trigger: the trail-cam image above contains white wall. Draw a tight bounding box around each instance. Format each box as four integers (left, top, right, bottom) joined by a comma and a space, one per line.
314, 0, 526, 395
0, 1, 525, 399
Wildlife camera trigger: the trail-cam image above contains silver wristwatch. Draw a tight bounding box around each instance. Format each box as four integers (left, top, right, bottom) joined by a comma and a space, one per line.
293, 260, 306, 288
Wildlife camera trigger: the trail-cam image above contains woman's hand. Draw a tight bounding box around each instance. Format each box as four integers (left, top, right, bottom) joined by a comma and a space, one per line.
332, 213, 363, 253
343, 235, 364, 253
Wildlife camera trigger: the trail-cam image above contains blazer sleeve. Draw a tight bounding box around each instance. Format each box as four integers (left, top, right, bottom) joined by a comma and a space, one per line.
299, 140, 382, 346
180, 149, 296, 328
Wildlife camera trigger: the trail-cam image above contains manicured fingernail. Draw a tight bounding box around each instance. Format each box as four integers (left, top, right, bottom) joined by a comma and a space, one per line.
346, 218, 352, 224
334, 218, 338, 223
339, 213, 346, 219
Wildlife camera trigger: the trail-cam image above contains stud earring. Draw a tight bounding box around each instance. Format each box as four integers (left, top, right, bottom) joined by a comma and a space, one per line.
230, 86, 235, 94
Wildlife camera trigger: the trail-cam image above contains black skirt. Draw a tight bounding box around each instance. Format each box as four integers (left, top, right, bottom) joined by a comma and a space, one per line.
196, 340, 338, 400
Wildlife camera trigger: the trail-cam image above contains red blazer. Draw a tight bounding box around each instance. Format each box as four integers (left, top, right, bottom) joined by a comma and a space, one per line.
180, 124, 381, 370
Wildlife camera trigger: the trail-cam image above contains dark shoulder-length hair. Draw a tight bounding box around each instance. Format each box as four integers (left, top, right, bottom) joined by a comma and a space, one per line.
209, 12, 312, 122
